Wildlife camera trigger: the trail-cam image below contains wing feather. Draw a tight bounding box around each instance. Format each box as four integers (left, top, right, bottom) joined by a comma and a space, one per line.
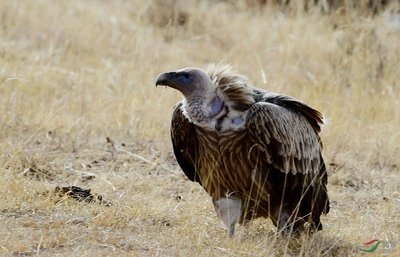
171, 102, 201, 185
246, 95, 323, 175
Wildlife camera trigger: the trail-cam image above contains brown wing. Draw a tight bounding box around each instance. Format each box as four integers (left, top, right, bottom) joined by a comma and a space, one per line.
246, 95, 329, 224
170, 102, 202, 185
246, 95, 323, 175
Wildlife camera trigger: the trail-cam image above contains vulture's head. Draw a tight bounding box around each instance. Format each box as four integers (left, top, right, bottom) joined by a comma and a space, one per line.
155, 68, 214, 98
156, 67, 226, 127
156, 64, 255, 130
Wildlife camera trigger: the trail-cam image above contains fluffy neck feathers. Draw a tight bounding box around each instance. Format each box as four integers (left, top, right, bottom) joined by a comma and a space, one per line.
183, 65, 256, 130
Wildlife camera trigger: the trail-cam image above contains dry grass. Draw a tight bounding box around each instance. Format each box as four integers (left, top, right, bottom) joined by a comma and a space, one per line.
1, 0, 400, 256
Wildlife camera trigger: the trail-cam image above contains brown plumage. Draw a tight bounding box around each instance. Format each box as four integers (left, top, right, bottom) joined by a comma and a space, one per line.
156, 64, 329, 236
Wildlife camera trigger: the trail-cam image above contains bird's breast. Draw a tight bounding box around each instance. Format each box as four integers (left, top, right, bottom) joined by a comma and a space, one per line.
195, 128, 256, 199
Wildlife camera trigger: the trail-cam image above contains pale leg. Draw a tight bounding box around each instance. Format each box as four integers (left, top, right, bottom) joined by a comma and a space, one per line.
213, 197, 242, 236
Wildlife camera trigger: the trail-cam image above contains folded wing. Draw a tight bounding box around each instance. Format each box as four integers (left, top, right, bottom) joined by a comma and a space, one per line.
246, 94, 324, 176
170, 102, 202, 185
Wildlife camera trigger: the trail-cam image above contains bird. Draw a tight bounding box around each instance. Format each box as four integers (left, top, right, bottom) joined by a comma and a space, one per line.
155, 63, 329, 236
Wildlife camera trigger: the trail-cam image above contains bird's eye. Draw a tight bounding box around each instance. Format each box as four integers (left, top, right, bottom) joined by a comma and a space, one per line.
183, 73, 191, 79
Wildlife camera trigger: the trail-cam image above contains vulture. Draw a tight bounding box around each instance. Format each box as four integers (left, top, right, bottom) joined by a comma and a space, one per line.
155, 64, 329, 236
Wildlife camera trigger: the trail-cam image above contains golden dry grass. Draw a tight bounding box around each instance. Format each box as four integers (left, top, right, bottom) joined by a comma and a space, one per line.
1, 0, 400, 256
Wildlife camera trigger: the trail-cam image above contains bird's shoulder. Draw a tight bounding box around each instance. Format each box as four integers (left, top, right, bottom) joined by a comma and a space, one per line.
248, 90, 323, 133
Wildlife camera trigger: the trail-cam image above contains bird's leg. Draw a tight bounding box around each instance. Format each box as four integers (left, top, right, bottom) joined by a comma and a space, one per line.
213, 196, 242, 236
271, 206, 306, 237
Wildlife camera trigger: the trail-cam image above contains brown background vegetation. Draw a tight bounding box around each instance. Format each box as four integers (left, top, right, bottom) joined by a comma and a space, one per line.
0, 0, 399, 256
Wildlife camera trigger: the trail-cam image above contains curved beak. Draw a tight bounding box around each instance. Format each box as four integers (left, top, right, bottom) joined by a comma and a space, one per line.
155, 72, 178, 87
